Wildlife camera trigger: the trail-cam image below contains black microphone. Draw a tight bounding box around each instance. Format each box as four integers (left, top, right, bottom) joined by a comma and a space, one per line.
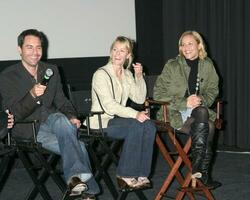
41, 68, 54, 86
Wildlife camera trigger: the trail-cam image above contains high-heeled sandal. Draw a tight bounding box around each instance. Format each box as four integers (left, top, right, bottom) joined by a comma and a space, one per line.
137, 177, 151, 188
117, 176, 141, 189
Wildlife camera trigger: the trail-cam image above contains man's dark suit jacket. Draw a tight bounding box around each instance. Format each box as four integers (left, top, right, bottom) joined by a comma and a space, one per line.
0, 61, 76, 139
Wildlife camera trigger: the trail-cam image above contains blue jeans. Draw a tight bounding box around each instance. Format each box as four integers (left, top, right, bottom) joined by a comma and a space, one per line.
37, 113, 99, 194
105, 117, 156, 177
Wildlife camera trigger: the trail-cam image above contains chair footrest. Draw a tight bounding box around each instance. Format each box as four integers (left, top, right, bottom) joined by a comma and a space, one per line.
78, 128, 103, 138
179, 185, 212, 192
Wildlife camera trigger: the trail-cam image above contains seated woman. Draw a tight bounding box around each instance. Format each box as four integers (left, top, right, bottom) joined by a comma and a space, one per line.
88, 36, 156, 189
153, 31, 221, 188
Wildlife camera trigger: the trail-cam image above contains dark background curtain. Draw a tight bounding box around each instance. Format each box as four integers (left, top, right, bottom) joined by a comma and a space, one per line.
135, 0, 250, 149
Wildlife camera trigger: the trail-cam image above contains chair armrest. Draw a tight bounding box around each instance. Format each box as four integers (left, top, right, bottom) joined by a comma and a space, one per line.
145, 98, 170, 106
214, 99, 224, 130
77, 111, 104, 118
80, 111, 105, 137
145, 98, 170, 123
89, 111, 105, 116
15, 119, 39, 124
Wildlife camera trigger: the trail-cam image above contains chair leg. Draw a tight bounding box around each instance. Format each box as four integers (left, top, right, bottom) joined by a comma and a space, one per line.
118, 189, 148, 200
155, 129, 215, 200
166, 130, 215, 200
87, 141, 119, 200
118, 191, 128, 200
154, 134, 194, 200
17, 149, 53, 200
135, 190, 148, 200
0, 153, 15, 192
26, 152, 66, 199
94, 140, 120, 180
35, 151, 66, 191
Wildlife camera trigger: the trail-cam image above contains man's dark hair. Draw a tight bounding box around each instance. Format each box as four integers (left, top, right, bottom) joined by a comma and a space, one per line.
17, 29, 44, 47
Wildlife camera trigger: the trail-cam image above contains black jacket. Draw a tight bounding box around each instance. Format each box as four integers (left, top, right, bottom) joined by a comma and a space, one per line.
0, 61, 76, 139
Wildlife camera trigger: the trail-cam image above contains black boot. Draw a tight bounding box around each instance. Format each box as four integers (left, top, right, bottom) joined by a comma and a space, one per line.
190, 122, 209, 187
190, 122, 209, 174
200, 150, 222, 189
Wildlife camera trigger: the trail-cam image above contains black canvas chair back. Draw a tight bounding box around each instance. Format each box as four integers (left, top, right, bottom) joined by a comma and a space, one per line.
69, 90, 92, 117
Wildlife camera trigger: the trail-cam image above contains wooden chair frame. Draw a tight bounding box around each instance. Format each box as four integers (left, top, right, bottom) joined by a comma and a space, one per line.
145, 99, 222, 200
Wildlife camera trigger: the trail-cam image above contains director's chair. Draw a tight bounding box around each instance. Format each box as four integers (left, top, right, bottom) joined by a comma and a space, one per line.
7, 120, 67, 200
145, 99, 222, 200
69, 89, 149, 200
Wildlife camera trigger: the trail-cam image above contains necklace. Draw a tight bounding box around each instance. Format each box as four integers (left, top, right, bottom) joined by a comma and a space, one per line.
195, 73, 200, 95
185, 58, 200, 96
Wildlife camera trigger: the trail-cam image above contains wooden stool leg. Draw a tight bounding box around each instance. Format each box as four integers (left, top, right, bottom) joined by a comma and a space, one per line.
155, 134, 194, 200
171, 136, 215, 200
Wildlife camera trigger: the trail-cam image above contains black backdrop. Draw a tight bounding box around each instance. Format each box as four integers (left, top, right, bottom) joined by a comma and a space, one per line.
135, 0, 250, 149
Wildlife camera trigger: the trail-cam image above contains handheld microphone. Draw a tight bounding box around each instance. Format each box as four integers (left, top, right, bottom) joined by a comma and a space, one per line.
41, 68, 54, 86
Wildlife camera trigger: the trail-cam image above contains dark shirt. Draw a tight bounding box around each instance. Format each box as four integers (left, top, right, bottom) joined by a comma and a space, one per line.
0, 61, 76, 139
186, 58, 199, 95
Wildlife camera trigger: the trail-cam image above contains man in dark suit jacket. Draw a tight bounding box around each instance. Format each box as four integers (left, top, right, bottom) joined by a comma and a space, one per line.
0, 29, 98, 199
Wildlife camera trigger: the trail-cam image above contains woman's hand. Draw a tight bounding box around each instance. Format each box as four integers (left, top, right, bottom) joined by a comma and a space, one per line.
133, 63, 143, 79
186, 94, 202, 108
136, 111, 150, 123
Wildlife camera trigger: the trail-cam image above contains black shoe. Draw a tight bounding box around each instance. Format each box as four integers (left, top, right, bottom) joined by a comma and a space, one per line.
202, 179, 222, 190
81, 193, 96, 200
69, 177, 88, 196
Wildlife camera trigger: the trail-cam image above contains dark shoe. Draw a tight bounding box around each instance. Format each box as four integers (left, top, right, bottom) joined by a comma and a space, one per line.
200, 150, 221, 190
200, 174, 222, 189
81, 193, 96, 200
69, 177, 88, 196
117, 177, 141, 189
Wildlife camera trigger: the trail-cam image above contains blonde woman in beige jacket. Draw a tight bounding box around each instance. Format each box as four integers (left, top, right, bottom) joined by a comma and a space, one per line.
88, 36, 156, 189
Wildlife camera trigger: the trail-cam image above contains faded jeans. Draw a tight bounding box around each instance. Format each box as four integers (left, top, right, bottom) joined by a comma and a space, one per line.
37, 112, 99, 194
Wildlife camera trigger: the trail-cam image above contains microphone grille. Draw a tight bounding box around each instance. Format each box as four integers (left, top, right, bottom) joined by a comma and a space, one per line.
45, 68, 54, 77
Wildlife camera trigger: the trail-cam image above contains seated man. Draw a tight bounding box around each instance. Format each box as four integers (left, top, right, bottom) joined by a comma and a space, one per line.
0, 29, 99, 199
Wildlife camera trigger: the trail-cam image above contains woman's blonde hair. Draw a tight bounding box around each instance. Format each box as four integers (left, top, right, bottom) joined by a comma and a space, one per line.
109, 36, 134, 68
178, 31, 207, 59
